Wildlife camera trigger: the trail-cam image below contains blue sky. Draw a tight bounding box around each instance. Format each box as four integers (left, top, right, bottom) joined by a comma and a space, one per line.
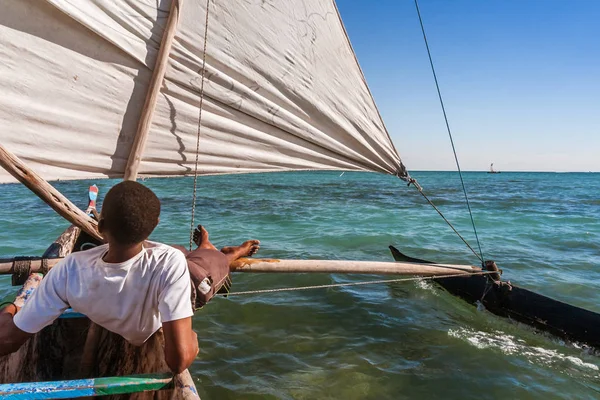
337, 0, 599, 172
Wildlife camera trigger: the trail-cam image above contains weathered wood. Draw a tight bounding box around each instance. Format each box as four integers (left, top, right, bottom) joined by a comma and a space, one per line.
0, 257, 480, 277
79, 323, 103, 379
12, 274, 43, 309
0, 144, 102, 242
47, 225, 82, 258
124, 0, 182, 181
0, 224, 81, 275
231, 258, 480, 276
173, 370, 201, 400
93, 328, 199, 400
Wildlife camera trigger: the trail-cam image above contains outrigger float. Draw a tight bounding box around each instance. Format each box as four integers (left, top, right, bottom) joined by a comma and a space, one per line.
390, 246, 600, 350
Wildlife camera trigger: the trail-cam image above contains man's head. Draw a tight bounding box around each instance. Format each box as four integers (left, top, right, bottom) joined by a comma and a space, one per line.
98, 181, 160, 245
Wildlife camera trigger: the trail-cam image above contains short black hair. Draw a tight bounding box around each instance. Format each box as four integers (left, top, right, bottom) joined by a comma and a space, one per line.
100, 181, 160, 245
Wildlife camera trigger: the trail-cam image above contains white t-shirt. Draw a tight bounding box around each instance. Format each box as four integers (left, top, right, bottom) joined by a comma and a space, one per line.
14, 241, 193, 346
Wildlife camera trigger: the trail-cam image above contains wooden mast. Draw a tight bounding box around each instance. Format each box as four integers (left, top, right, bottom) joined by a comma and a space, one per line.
123, 0, 182, 181
0, 144, 102, 242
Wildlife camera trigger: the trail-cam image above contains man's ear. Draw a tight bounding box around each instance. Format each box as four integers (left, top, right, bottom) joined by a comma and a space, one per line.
97, 218, 105, 234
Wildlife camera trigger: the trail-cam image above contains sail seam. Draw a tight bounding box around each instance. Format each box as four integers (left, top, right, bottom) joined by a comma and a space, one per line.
45, 0, 151, 67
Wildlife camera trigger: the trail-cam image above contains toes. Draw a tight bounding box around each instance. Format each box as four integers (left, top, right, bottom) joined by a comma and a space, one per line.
192, 225, 206, 246
248, 245, 260, 256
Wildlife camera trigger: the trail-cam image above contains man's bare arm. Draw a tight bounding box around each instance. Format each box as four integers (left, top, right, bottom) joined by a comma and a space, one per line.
162, 316, 198, 374
0, 305, 32, 356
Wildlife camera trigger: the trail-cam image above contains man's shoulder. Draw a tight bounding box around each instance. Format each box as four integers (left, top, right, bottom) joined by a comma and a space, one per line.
145, 242, 186, 263
64, 244, 108, 264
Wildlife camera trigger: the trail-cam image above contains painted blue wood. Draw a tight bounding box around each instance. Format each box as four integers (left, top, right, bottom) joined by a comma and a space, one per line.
0, 373, 173, 399
0, 379, 95, 399
58, 308, 86, 319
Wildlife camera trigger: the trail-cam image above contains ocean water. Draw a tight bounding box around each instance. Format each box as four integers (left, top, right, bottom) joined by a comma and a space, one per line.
0, 171, 599, 399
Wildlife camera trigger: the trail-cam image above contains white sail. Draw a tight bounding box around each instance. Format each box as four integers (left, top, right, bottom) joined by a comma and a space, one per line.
0, 0, 407, 184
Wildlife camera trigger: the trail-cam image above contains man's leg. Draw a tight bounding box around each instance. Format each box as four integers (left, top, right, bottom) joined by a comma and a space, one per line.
192, 225, 218, 251
219, 241, 260, 265
188, 225, 260, 265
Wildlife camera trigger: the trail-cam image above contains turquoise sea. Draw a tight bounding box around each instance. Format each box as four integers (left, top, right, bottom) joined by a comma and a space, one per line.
1, 171, 599, 399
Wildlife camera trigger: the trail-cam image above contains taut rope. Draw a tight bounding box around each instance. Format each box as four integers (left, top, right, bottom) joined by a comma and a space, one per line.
216, 269, 499, 297
413, 0, 485, 264
189, 0, 212, 250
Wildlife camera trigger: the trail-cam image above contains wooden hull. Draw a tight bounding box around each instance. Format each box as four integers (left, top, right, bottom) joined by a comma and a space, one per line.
389, 246, 600, 350
0, 228, 199, 399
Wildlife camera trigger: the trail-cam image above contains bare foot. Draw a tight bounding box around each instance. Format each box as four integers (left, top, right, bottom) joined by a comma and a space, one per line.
240, 240, 260, 257
193, 225, 217, 251
221, 240, 260, 263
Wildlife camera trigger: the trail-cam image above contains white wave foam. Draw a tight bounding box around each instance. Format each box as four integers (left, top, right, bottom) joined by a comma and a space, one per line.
414, 278, 437, 294
448, 327, 599, 374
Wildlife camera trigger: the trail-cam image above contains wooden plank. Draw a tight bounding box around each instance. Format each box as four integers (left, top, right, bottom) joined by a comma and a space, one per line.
0, 373, 173, 399
230, 258, 480, 276
124, 0, 182, 181
0, 144, 102, 242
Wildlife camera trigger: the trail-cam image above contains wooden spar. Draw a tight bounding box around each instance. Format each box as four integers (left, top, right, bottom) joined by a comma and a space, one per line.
232, 258, 480, 276
0, 257, 479, 276
123, 0, 182, 181
0, 144, 102, 242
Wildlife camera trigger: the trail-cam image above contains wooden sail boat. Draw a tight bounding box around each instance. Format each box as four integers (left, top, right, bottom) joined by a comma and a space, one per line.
0, 0, 598, 398
488, 163, 501, 173
0, 0, 475, 397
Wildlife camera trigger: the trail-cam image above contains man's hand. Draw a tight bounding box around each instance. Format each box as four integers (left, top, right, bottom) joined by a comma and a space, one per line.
162, 317, 198, 374
0, 307, 32, 357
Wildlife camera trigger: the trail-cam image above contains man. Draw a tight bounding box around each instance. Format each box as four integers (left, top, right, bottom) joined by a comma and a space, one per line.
175, 224, 259, 309
0, 181, 258, 374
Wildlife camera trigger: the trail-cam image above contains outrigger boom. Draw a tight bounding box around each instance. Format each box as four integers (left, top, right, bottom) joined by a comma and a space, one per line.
0, 257, 480, 278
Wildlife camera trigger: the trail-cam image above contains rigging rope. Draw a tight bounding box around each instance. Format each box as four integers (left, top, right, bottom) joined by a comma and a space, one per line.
413, 0, 485, 264
412, 181, 483, 262
215, 269, 499, 297
189, 0, 212, 250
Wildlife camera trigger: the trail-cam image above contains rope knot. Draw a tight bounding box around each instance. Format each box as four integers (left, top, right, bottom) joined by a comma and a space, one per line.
12, 257, 32, 286
407, 178, 423, 192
